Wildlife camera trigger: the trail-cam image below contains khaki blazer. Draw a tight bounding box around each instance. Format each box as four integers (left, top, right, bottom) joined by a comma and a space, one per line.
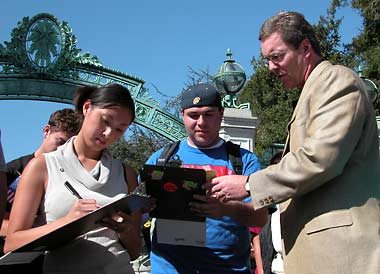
249, 61, 380, 274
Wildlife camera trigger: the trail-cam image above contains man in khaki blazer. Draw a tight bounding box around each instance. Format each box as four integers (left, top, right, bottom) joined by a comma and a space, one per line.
207, 11, 380, 274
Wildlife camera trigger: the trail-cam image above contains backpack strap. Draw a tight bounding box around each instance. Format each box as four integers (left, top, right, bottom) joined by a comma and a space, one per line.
225, 141, 243, 175
156, 141, 181, 166
156, 140, 242, 174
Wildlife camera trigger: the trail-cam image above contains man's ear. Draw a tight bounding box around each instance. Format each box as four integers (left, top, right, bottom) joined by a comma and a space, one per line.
43, 125, 51, 138
82, 100, 91, 116
301, 38, 311, 54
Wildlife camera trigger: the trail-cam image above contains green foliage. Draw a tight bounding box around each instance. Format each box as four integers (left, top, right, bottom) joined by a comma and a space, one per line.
332, 0, 380, 113
314, 4, 346, 64
109, 125, 170, 172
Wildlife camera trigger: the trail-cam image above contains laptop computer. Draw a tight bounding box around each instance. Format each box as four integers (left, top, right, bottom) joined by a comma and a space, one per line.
141, 164, 215, 222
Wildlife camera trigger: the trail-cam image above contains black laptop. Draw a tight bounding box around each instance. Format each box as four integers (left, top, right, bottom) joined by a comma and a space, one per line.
141, 164, 213, 222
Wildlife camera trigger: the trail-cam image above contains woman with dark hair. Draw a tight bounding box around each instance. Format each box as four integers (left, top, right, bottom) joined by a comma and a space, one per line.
5, 83, 141, 274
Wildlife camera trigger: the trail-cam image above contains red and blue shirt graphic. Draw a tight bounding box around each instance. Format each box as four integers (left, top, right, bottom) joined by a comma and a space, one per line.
146, 140, 261, 274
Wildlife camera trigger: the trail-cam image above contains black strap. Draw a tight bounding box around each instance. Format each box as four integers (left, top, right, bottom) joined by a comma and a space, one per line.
157, 140, 242, 175
225, 141, 243, 175
157, 141, 180, 166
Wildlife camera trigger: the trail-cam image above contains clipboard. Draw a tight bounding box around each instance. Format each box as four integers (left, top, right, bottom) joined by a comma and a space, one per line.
0, 193, 153, 263
141, 164, 215, 222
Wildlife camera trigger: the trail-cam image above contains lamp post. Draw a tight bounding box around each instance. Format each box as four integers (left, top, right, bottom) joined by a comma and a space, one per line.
213, 49, 249, 109
357, 65, 378, 104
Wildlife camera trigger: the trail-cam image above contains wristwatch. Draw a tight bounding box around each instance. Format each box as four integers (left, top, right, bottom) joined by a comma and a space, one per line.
245, 175, 250, 194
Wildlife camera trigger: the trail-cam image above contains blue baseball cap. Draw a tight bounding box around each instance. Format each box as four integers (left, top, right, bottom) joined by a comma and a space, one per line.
180, 83, 222, 110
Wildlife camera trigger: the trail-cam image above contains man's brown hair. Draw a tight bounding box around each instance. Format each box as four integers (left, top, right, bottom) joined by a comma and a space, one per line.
48, 108, 82, 136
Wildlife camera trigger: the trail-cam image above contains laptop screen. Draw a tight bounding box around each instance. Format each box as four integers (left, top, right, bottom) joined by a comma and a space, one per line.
141, 164, 210, 222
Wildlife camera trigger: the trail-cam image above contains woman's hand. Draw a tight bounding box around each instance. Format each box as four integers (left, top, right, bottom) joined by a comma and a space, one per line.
100, 211, 134, 233
140, 198, 157, 214
64, 199, 99, 223
100, 210, 142, 260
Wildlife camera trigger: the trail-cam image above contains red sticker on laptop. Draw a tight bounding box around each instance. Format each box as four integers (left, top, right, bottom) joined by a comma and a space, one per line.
163, 182, 178, 192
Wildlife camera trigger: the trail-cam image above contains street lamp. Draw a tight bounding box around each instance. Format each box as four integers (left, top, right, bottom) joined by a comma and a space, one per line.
213, 49, 249, 109
357, 65, 378, 103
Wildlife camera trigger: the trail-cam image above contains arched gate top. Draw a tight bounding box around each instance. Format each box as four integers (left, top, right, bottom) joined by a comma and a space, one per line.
0, 13, 186, 142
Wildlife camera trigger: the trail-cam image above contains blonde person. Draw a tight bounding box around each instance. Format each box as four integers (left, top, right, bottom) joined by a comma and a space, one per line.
5, 83, 142, 274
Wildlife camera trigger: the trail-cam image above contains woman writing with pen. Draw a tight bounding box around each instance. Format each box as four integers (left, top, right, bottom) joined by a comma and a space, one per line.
4, 83, 141, 274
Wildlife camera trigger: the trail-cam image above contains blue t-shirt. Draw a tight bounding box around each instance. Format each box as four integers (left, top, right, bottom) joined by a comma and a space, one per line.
146, 140, 261, 274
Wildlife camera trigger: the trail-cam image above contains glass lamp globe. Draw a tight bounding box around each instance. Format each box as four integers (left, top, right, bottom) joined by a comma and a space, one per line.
363, 78, 378, 103
213, 49, 246, 95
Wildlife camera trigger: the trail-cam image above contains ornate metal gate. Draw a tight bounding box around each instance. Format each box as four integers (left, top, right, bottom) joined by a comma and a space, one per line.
0, 13, 186, 141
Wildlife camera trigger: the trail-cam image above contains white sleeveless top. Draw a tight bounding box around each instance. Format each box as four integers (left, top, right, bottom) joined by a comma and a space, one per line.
42, 137, 135, 274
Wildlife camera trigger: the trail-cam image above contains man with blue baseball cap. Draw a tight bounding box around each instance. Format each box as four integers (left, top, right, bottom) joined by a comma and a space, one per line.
180, 83, 223, 110
145, 82, 268, 274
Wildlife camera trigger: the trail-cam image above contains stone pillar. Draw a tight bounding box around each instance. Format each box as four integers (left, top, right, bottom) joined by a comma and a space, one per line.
219, 108, 259, 152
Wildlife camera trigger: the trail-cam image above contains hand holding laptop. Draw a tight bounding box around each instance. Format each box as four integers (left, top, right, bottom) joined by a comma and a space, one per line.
140, 165, 216, 222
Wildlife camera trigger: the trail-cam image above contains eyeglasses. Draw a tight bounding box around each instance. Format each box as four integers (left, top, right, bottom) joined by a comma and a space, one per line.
263, 51, 287, 66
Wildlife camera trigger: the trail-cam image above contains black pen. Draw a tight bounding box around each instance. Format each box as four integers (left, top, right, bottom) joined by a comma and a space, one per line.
64, 181, 83, 199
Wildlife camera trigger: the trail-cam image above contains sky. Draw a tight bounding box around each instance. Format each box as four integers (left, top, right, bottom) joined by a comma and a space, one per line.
0, 0, 362, 161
